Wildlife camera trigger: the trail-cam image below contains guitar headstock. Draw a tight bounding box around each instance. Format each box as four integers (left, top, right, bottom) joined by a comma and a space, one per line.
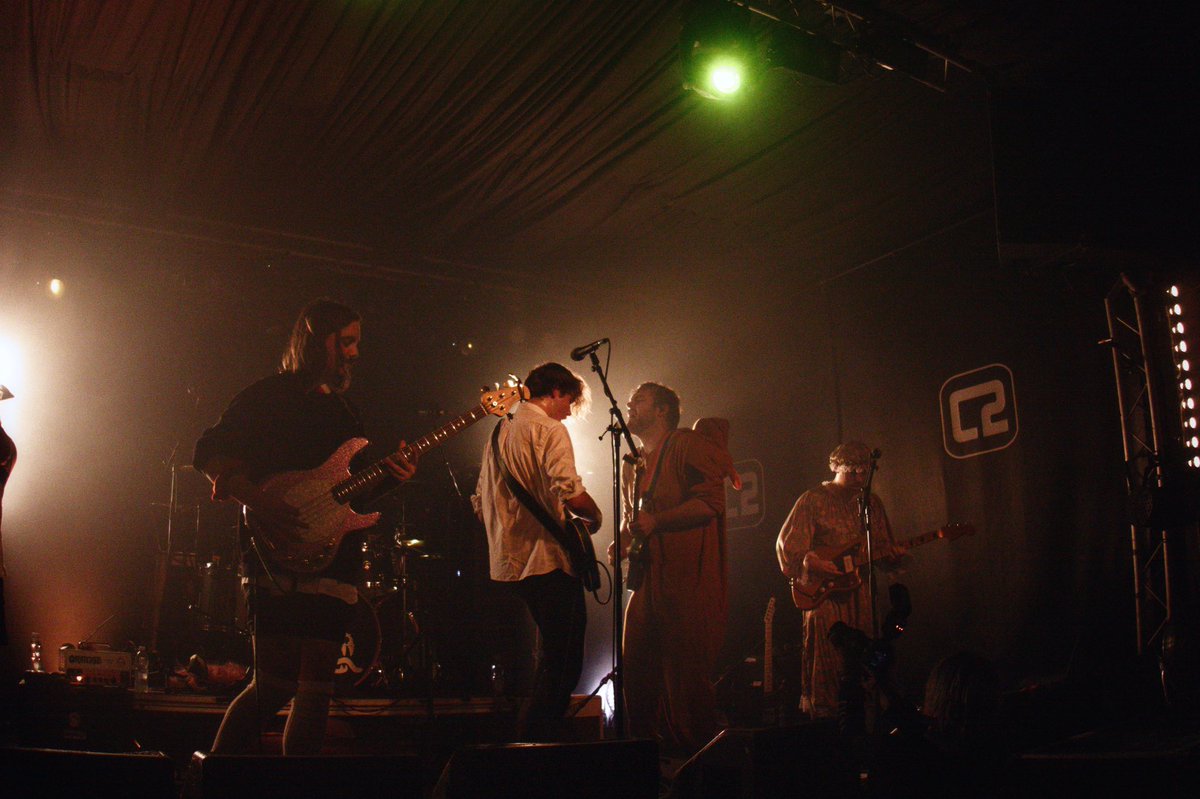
763, 595, 776, 624
939, 522, 976, 541
481, 380, 530, 417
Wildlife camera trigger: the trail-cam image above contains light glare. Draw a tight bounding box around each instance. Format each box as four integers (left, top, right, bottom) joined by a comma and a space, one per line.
709, 62, 743, 95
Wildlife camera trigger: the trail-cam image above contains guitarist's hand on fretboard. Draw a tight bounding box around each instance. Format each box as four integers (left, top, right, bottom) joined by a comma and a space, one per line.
880, 542, 908, 566
381, 440, 419, 482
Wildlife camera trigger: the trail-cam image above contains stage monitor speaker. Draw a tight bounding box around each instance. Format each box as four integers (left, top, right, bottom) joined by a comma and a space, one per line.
0, 747, 176, 799
671, 721, 857, 799
432, 739, 659, 799
186, 751, 423, 799
15, 672, 135, 751
1014, 750, 1200, 795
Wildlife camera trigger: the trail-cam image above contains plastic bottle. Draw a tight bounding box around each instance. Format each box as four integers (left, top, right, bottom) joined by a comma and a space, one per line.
134, 646, 150, 692
30, 632, 44, 672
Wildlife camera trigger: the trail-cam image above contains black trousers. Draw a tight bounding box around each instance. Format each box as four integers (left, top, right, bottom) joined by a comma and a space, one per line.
506, 569, 586, 741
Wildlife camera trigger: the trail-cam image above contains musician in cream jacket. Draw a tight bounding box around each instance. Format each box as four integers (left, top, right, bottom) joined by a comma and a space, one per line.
473, 361, 601, 742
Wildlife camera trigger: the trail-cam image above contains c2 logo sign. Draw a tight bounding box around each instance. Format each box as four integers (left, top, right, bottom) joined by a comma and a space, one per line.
726, 459, 765, 530
939, 364, 1018, 459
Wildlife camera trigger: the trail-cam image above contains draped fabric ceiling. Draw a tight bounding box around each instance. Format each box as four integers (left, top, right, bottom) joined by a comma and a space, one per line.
6, 0, 1173, 296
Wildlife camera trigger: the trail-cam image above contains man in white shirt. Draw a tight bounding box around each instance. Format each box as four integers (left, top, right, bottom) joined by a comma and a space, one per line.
473, 361, 602, 741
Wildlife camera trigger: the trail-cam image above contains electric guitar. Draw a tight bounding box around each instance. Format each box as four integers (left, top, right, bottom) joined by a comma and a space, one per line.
249, 382, 529, 573
561, 506, 601, 592
625, 456, 649, 591
790, 523, 974, 610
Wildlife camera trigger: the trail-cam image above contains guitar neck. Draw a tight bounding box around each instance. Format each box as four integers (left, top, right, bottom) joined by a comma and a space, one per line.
332, 404, 491, 502
855, 528, 943, 570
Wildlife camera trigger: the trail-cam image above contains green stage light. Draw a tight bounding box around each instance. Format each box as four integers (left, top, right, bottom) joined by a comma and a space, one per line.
707, 58, 744, 96
681, 0, 756, 101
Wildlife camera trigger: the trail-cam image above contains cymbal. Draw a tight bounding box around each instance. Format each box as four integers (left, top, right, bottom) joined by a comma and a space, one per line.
395, 538, 426, 550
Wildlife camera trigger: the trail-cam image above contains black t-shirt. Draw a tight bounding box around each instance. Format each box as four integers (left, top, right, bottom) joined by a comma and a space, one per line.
193, 372, 375, 583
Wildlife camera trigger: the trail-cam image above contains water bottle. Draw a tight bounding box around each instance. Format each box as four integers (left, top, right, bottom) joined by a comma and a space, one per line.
134, 646, 150, 692
30, 632, 44, 672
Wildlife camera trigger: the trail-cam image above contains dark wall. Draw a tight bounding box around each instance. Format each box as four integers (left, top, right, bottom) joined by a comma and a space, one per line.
0, 207, 1139, 705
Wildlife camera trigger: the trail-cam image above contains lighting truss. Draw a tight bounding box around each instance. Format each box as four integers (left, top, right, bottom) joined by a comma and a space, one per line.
730, 0, 976, 92
1104, 274, 1200, 656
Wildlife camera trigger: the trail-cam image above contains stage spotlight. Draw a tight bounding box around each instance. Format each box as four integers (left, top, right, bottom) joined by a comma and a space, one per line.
47, 278, 65, 298
680, 0, 757, 100
708, 58, 744, 95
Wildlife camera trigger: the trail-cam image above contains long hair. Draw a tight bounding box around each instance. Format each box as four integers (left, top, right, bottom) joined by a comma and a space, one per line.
280, 298, 360, 385
922, 650, 1000, 750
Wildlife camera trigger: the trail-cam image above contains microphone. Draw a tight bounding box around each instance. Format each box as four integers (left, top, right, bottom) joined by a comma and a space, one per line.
570, 338, 609, 361
870, 449, 882, 459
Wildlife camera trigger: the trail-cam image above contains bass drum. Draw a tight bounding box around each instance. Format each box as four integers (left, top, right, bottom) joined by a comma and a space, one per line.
333, 590, 382, 693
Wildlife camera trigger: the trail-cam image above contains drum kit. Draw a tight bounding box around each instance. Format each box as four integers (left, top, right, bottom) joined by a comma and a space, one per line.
179, 522, 451, 696
161, 465, 460, 695
334, 524, 446, 695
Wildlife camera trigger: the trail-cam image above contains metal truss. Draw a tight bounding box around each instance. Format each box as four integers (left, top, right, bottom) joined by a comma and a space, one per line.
1104, 275, 1178, 655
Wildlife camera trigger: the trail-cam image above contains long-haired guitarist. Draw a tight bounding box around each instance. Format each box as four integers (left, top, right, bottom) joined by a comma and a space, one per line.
775, 441, 905, 720
193, 298, 417, 755
472, 361, 602, 742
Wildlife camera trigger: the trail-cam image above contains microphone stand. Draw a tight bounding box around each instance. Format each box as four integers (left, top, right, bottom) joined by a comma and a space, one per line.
858, 452, 882, 640
583, 349, 638, 738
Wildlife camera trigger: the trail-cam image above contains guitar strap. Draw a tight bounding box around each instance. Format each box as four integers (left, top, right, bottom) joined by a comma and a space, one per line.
635, 429, 676, 515
490, 420, 572, 549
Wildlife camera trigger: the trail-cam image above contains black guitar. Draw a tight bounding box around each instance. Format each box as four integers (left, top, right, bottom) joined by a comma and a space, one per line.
625, 457, 649, 591
561, 507, 601, 592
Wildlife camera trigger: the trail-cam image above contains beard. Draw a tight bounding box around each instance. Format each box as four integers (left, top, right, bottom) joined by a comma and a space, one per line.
325, 359, 354, 393
627, 414, 649, 437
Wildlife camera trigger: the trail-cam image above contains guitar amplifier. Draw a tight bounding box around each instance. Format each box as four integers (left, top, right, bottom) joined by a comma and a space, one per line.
58, 645, 133, 687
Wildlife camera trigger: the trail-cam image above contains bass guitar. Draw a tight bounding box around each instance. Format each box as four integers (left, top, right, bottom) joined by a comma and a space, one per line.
790, 523, 974, 611
250, 382, 529, 573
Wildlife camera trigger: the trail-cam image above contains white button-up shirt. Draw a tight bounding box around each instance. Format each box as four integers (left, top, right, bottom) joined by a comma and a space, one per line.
473, 402, 587, 581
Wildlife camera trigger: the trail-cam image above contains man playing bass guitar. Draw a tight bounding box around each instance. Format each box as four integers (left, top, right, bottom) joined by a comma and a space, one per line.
194, 298, 418, 755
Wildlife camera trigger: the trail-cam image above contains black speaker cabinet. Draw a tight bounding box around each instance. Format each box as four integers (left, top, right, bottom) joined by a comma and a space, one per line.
433, 739, 660, 799
0, 747, 176, 799
671, 722, 857, 799
15, 672, 135, 752
186, 751, 423, 799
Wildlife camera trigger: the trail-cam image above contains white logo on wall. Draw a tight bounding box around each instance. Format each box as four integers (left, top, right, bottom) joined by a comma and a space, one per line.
939, 364, 1018, 459
727, 459, 764, 530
